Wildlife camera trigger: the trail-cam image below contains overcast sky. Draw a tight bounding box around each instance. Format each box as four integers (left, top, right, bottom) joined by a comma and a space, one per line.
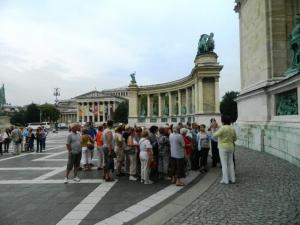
0, 0, 240, 106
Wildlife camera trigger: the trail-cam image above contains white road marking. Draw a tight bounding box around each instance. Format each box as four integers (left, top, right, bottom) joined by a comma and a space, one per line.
33, 151, 67, 161
0, 179, 104, 184
56, 181, 117, 225
0, 167, 62, 170
35, 159, 98, 162
0, 145, 65, 162
95, 171, 199, 225
33, 167, 66, 180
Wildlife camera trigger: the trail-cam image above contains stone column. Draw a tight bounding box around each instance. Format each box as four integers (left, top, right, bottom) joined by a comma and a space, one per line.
101, 101, 104, 122
178, 90, 182, 116
158, 93, 162, 117
198, 78, 204, 113
76, 104, 79, 122
128, 85, 139, 126
113, 101, 116, 113
191, 86, 195, 113
92, 102, 95, 123
194, 78, 199, 113
108, 102, 111, 120
215, 77, 220, 113
186, 88, 189, 114
97, 101, 100, 122
147, 94, 151, 117
168, 92, 172, 116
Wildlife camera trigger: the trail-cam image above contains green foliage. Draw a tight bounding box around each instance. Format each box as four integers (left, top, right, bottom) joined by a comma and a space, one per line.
220, 91, 239, 123
39, 103, 60, 122
113, 101, 128, 123
9, 103, 60, 126
10, 109, 26, 126
25, 103, 40, 123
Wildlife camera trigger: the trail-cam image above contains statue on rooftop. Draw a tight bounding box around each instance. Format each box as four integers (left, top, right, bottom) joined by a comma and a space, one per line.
197, 33, 215, 56
130, 72, 137, 84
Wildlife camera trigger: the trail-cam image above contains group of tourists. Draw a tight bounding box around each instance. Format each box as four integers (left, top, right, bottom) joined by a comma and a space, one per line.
0, 126, 48, 156
65, 114, 237, 186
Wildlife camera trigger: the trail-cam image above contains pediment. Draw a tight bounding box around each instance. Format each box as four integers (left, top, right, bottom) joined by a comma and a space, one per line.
74, 91, 107, 99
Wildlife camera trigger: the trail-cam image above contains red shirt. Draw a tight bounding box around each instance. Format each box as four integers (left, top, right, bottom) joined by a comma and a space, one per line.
183, 135, 192, 156
96, 131, 103, 147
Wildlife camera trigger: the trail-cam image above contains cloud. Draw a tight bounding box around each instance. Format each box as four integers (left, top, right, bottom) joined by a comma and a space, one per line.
0, 0, 240, 106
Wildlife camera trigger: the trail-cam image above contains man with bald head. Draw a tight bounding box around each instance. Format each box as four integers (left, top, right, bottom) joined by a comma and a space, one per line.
64, 123, 82, 184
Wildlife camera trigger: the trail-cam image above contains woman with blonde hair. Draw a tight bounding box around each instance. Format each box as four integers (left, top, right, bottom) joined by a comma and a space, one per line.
81, 129, 94, 171
213, 115, 237, 184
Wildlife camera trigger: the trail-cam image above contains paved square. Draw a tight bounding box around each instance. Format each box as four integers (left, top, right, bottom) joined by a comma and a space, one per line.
0, 131, 199, 225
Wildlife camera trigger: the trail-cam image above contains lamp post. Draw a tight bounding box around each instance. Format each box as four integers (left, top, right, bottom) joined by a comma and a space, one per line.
53, 88, 60, 105
53, 88, 60, 131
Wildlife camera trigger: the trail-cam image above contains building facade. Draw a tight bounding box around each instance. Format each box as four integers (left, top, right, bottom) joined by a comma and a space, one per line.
128, 52, 222, 127
57, 91, 126, 124
234, 0, 300, 167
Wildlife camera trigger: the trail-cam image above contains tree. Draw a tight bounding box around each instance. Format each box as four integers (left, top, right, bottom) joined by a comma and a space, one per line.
25, 103, 40, 123
10, 110, 26, 126
113, 101, 129, 123
220, 91, 239, 123
39, 103, 60, 122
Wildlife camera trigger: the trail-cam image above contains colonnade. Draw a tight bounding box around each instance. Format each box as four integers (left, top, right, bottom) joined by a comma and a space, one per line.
135, 77, 220, 123
60, 113, 77, 124
77, 100, 116, 123
128, 50, 223, 126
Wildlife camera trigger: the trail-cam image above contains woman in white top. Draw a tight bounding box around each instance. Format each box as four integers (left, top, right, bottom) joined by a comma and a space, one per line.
139, 130, 153, 184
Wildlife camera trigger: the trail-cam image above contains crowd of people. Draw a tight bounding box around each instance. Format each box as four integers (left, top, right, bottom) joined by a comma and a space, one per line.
0, 126, 48, 156
65, 115, 237, 186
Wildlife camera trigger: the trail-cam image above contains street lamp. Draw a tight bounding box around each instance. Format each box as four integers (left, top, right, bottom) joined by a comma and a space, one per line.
53, 88, 60, 105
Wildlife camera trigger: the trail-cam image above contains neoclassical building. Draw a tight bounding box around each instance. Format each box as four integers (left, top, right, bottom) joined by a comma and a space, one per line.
57, 91, 126, 124
128, 52, 223, 126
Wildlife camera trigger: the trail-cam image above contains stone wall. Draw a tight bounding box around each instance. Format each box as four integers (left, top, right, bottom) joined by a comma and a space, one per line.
235, 74, 300, 167
239, 0, 269, 90
235, 122, 300, 167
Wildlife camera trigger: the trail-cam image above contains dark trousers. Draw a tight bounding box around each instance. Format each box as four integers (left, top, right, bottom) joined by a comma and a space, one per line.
200, 148, 209, 168
211, 141, 220, 166
36, 139, 43, 152
4, 140, 9, 153
41, 138, 46, 150
191, 149, 200, 170
0, 142, 2, 155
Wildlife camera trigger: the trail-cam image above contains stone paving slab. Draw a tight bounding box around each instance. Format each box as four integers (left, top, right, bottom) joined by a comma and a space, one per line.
0, 184, 99, 225
79, 175, 171, 225
0, 170, 52, 180
165, 147, 300, 225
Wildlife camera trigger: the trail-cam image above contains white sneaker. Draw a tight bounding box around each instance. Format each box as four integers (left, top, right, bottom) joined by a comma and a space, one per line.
64, 178, 68, 184
73, 177, 80, 182
220, 180, 228, 184
129, 176, 137, 181
144, 180, 153, 185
